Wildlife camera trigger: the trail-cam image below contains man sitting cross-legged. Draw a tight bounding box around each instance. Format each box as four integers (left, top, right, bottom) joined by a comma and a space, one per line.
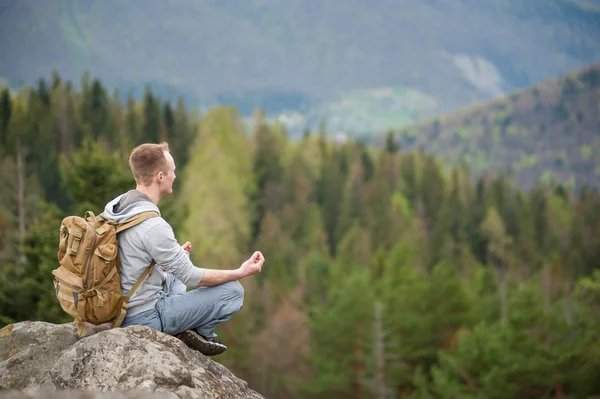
103, 141, 265, 356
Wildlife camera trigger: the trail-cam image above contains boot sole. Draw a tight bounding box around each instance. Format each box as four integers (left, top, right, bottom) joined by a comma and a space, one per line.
176, 330, 227, 356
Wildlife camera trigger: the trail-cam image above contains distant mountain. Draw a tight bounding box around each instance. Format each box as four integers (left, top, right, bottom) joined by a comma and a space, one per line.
386, 63, 600, 190
1, 0, 600, 133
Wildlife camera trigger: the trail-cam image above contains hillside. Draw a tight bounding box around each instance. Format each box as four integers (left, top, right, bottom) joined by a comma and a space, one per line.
1, 0, 600, 133
390, 62, 600, 190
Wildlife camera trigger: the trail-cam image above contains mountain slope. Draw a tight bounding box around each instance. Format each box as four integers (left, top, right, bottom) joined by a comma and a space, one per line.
1, 0, 600, 132
390, 63, 600, 190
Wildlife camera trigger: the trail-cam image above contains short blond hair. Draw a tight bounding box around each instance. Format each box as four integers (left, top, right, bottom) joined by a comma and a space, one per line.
129, 142, 170, 186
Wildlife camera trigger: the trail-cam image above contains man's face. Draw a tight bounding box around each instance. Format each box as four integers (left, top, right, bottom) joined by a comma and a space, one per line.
158, 151, 176, 195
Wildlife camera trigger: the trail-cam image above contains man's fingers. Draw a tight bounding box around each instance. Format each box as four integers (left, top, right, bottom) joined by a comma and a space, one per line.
182, 242, 192, 256
247, 251, 265, 271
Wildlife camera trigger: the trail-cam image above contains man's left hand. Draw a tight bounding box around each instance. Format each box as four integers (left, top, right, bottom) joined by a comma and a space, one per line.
182, 241, 192, 256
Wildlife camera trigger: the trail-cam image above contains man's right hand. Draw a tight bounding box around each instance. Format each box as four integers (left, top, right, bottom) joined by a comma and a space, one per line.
239, 251, 265, 277
197, 251, 266, 287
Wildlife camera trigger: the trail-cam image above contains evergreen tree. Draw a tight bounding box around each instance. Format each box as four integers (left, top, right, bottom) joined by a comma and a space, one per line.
59, 136, 134, 216
306, 268, 375, 399
142, 87, 162, 143
250, 111, 285, 241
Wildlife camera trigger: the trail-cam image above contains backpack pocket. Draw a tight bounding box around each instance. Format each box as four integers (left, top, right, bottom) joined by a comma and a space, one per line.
92, 243, 119, 287
86, 288, 123, 324
86, 243, 123, 323
52, 266, 84, 291
52, 267, 85, 321
57, 217, 92, 275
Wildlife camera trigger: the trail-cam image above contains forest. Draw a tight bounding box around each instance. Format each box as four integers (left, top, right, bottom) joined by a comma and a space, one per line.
1, 71, 600, 399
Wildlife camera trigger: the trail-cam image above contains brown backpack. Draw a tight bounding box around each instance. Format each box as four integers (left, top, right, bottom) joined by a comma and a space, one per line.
52, 210, 159, 337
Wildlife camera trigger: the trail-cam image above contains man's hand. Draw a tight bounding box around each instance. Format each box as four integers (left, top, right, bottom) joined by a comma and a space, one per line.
239, 251, 265, 277
182, 241, 192, 256
197, 250, 266, 287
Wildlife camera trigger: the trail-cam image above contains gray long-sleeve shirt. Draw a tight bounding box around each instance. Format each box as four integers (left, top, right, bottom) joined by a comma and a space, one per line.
103, 190, 204, 317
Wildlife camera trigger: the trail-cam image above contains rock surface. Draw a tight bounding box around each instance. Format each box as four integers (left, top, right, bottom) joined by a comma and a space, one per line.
0, 321, 263, 399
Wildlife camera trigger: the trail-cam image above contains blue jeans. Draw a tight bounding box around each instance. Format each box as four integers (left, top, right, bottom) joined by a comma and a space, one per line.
121, 274, 244, 340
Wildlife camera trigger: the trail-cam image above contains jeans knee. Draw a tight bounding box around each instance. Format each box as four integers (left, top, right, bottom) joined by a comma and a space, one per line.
223, 280, 244, 305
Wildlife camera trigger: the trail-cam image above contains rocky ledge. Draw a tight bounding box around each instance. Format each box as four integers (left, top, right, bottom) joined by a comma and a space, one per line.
0, 321, 263, 399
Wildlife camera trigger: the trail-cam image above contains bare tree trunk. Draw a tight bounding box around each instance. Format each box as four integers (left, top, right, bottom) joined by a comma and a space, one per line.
16, 140, 25, 247
260, 280, 272, 397
555, 382, 563, 398
355, 324, 364, 399
374, 301, 387, 399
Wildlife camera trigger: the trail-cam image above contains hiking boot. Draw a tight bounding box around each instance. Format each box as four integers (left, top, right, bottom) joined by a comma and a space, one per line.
176, 330, 227, 356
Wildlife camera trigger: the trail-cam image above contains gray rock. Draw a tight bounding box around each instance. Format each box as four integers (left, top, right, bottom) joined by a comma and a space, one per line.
0, 322, 263, 399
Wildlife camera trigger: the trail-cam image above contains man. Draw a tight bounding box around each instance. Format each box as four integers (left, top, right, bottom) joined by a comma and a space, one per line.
103, 142, 265, 356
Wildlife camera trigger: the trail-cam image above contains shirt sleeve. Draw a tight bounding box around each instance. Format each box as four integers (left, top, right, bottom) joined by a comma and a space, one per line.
141, 221, 204, 287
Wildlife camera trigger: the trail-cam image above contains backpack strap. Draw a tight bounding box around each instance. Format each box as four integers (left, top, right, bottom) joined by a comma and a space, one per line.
108, 210, 161, 329
113, 211, 160, 233
112, 261, 155, 329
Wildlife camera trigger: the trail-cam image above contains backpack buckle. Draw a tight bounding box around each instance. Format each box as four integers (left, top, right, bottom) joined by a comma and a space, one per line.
81, 288, 98, 299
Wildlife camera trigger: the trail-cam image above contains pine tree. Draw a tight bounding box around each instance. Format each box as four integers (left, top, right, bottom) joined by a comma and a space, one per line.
480, 206, 512, 325
142, 86, 161, 143
430, 279, 583, 398
59, 136, 133, 216
250, 110, 285, 241
306, 268, 375, 399
316, 145, 345, 256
